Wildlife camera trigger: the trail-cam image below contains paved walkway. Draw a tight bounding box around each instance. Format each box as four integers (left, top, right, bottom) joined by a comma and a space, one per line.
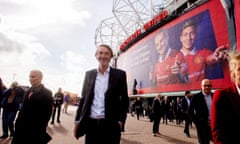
0, 106, 213, 144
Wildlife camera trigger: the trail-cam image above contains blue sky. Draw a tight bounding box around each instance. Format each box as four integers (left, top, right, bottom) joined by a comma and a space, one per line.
0, 0, 113, 94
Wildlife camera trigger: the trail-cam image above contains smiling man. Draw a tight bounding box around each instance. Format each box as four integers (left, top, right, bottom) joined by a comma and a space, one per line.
74, 44, 129, 144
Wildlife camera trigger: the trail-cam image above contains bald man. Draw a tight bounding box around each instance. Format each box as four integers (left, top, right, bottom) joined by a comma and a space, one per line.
12, 70, 54, 144
189, 79, 213, 144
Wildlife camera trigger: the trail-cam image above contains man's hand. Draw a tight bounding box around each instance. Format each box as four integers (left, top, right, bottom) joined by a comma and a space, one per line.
73, 123, 79, 139
214, 45, 229, 61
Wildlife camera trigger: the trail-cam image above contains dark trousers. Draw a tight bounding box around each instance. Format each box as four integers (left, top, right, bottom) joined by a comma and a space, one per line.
184, 114, 191, 135
2, 109, 17, 136
195, 122, 212, 144
51, 105, 61, 122
85, 118, 121, 144
162, 112, 168, 124
152, 116, 161, 133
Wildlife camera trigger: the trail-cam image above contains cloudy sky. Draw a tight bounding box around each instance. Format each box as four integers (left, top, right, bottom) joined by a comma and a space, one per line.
0, 0, 113, 94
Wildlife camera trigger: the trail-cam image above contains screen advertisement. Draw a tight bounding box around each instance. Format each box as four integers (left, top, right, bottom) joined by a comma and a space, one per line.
117, 0, 231, 95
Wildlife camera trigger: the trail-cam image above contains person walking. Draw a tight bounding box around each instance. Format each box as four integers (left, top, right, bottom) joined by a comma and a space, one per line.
73, 44, 129, 144
134, 96, 143, 120
0, 78, 7, 116
51, 88, 64, 124
151, 94, 162, 136
11, 70, 54, 144
63, 92, 70, 113
181, 90, 192, 138
174, 96, 183, 125
189, 79, 213, 144
0, 81, 24, 139
211, 51, 240, 143
161, 96, 170, 125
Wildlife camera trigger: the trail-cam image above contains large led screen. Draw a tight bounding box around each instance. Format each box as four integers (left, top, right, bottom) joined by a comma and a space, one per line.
117, 0, 231, 95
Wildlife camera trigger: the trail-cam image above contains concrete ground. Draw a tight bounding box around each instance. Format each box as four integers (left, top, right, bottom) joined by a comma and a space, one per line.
0, 106, 213, 144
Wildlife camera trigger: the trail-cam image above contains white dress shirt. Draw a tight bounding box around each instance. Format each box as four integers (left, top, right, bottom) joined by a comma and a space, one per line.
90, 66, 110, 119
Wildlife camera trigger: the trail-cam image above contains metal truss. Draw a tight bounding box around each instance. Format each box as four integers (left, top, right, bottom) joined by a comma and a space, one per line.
95, 0, 174, 56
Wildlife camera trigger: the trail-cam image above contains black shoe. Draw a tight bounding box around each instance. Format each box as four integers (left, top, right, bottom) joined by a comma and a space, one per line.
184, 131, 191, 138
186, 133, 191, 138
0, 135, 8, 139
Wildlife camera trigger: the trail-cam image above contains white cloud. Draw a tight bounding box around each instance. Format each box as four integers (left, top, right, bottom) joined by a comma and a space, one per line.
0, 0, 91, 30
0, 29, 51, 87
61, 51, 86, 71
0, 0, 113, 95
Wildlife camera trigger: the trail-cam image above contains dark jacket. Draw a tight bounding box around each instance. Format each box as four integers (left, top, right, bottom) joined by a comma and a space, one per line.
12, 85, 53, 144
189, 91, 212, 125
152, 98, 162, 117
75, 67, 129, 138
1, 87, 24, 111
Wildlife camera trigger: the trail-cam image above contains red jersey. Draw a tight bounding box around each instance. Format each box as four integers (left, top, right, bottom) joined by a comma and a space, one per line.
177, 48, 213, 82
154, 49, 185, 85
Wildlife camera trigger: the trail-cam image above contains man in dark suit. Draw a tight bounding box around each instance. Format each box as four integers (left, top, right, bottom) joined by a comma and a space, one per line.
51, 87, 64, 124
181, 90, 192, 138
151, 94, 162, 136
11, 70, 54, 144
73, 44, 129, 144
189, 79, 213, 144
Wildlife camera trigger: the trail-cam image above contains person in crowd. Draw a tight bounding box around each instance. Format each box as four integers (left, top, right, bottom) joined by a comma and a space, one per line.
211, 51, 240, 143
174, 96, 183, 125
0, 77, 6, 115
0, 81, 24, 139
130, 99, 136, 117
181, 90, 192, 138
161, 96, 170, 125
135, 96, 143, 120
168, 100, 174, 122
73, 44, 129, 144
51, 87, 64, 124
63, 92, 71, 114
132, 79, 138, 95
11, 70, 54, 144
150, 29, 188, 86
0, 78, 4, 102
173, 20, 228, 83
151, 94, 162, 136
189, 79, 213, 144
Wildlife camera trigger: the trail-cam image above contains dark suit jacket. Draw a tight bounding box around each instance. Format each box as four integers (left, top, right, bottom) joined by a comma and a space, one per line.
12, 84, 53, 144
152, 98, 162, 118
75, 67, 129, 138
211, 83, 240, 144
181, 97, 190, 113
189, 91, 212, 125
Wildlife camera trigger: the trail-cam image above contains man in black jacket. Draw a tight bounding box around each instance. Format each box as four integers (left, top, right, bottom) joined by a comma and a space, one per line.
182, 90, 192, 138
189, 79, 213, 144
151, 94, 162, 136
73, 44, 129, 144
51, 87, 64, 124
11, 70, 53, 144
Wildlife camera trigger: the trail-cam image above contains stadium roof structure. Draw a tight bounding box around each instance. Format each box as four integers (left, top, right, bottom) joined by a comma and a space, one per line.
94, 0, 173, 56
94, 0, 206, 58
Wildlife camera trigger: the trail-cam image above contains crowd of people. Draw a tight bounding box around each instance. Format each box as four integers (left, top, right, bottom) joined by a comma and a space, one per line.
0, 71, 72, 144
0, 43, 240, 144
